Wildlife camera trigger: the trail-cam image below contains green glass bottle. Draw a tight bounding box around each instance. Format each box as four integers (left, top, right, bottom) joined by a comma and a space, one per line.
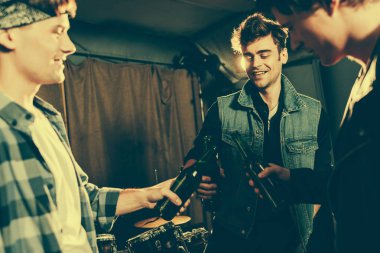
156, 136, 217, 221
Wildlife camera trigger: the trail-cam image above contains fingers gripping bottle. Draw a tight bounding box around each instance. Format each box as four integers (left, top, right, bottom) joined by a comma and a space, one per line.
231, 132, 286, 210
156, 136, 217, 220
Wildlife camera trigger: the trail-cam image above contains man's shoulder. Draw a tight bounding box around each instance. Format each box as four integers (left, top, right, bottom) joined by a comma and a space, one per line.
215, 90, 246, 112
0, 118, 21, 142
216, 90, 242, 107
217, 90, 241, 100
0, 117, 13, 132
34, 96, 62, 116
297, 93, 321, 105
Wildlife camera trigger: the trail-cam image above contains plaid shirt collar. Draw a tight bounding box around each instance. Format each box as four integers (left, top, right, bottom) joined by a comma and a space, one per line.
0, 91, 60, 134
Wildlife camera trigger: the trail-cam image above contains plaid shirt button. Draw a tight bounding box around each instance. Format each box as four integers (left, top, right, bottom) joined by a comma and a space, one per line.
25, 113, 33, 120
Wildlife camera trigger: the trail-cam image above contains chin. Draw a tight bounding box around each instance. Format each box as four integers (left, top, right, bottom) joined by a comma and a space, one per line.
42, 76, 65, 85
250, 79, 266, 88
54, 72, 66, 84
253, 83, 270, 91
319, 53, 345, 66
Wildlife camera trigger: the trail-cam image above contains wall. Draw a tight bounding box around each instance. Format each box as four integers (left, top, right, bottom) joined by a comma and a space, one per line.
68, 20, 192, 65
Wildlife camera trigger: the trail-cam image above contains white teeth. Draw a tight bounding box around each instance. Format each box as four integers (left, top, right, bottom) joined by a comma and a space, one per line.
253, 71, 266, 75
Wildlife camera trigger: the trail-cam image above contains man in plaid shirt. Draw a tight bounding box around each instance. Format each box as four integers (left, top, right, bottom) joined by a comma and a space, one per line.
0, 1, 186, 252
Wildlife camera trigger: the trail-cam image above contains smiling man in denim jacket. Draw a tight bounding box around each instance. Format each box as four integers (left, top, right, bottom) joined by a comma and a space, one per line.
184, 13, 333, 253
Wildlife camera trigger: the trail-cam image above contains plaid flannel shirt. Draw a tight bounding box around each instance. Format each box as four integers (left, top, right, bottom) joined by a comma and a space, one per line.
0, 93, 121, 253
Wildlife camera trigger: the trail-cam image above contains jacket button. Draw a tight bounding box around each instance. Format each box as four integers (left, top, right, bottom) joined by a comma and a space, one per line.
358, 129, 365, 137
25, 113, 32, 120
246, 206, 251, 212
241, 229, 246, 235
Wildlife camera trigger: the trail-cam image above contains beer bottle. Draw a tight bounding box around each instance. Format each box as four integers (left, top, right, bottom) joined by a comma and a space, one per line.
156, 136, 217, 220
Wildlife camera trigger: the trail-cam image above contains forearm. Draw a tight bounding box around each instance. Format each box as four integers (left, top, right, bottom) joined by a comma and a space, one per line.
115, 188, 149, 215
115, 179, 181, 216
288, 168, 331, 204
184, 103, 221, 163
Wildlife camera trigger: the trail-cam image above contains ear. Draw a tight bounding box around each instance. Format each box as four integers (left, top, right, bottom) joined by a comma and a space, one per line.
280, 48, 288, 64
0, 29, 16, 50
328, 0, 340, 16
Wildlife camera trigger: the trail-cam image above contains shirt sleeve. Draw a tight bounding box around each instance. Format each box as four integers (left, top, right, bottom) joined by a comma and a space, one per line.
184, 102, 221, 162
288, 108, 333, 204
314, 108, 333, 170
76, 162, 122, 232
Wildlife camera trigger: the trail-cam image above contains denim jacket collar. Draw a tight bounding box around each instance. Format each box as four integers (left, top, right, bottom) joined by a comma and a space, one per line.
237, 74, 306, 114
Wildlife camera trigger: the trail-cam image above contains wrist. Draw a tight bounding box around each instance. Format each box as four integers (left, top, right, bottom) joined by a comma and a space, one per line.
116, 188, 148, 215
132, 188, 150, 208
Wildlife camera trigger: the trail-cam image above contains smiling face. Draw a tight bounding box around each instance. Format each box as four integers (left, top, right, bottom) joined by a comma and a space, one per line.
242, 34, 288, 91
11, 14, 76, 85
272, 7, 347, 66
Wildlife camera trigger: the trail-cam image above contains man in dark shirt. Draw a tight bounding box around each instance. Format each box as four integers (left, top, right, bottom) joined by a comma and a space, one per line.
251, 1, 380, 253
184, 13, 333, 253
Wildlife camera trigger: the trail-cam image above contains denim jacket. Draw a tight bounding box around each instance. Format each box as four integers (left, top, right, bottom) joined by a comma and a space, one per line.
215, 75, 322, 252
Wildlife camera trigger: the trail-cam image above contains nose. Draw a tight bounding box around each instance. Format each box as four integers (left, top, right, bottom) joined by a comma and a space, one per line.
252, 57, 263, 68
61, 33, 76, 56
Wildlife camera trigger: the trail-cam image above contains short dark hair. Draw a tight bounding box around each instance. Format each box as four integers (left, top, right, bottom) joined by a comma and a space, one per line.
231, 13, 288, 54
255, 0, 366, 15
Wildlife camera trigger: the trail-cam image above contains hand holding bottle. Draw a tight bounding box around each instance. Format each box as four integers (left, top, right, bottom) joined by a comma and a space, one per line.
146, 178, 191, 214
248, 163, 290, 198
184, 159, 218, 200
115, 178, 191, 215
155, 136, 217, 220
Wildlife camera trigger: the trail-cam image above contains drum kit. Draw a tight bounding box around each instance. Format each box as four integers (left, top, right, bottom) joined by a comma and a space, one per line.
97, 216, 209, 253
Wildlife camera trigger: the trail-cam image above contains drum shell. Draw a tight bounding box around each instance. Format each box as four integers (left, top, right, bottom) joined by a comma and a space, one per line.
125, 222, 188, 253
97, 234, 117, 253
182, 228, 208, 253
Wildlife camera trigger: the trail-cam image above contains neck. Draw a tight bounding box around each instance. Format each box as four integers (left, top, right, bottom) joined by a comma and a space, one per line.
343, 1, 380, 68
257, 78, 281, 111
0, 59, 40, 112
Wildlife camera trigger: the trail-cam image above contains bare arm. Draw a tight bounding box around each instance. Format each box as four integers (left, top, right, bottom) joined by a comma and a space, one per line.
115, 179, 186, 215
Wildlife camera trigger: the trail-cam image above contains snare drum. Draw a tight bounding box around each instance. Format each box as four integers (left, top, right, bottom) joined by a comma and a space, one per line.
97, 234, 117, 253
182, 228, 208, 253
125, 222, 188, 253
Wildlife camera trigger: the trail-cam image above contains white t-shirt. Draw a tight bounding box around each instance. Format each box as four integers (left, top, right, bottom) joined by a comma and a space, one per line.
30, 110, 92, 253
344, 54, 378, 121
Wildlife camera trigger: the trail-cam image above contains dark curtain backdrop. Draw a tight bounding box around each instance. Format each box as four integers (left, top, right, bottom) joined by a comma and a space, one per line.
38, 58, 204, 227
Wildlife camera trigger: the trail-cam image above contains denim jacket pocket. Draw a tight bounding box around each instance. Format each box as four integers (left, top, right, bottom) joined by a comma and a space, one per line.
285, 138, 318, 169
286, 138, 318, 153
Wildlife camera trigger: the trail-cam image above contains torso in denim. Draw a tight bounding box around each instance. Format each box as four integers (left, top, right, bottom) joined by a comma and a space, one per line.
215, 75, 321, 252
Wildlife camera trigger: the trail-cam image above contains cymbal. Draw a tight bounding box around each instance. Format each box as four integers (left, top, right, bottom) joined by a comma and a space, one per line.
134, 216, 191, 229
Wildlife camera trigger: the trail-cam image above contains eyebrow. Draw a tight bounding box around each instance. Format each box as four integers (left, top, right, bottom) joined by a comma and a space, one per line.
244, 49, 272, 55
256, 49, 272, 54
